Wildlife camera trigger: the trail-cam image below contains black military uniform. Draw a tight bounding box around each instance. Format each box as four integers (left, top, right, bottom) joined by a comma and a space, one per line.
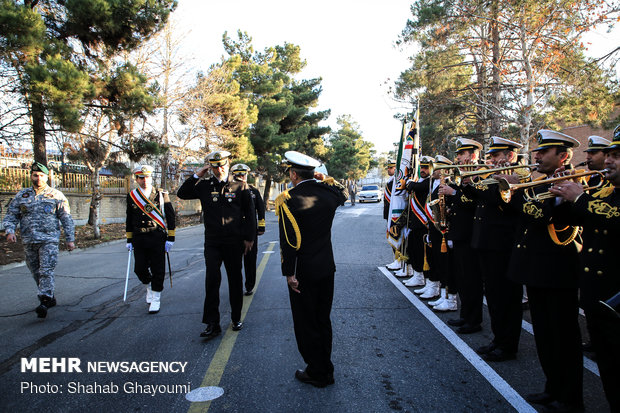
461, 137, 523, 361
231, 163, 266, 295
507, 130, 583, 411
126, 165, 175, 314
176, 151, 256, 337
403, 158, 433, 276
564, 134, 620, 412
277, 151, 347, 387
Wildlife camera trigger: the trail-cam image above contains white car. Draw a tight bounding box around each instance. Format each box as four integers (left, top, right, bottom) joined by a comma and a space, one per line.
357, 185, 382, 203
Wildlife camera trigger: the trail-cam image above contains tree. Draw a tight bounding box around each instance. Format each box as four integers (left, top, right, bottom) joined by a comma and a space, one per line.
327, 115, 374, 181
0, 0, 176, 164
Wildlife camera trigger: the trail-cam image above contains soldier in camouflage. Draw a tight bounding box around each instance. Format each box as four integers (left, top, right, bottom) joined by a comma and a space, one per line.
2, 162, 75, 318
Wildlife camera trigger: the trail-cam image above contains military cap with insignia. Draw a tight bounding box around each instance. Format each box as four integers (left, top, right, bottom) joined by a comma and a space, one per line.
455, 137, 483, 153
584, 135, 611, 152
31, 162, 49, 175
387, 159, 397, 168
605, 124, 620, 151
486, 136, 523, 154
207, 150, 231, 166
531, 129, 580, 152
434, 155, 453, 165
231, 163, 251, 174
283, 151, 321, 170
133, 165, 154, 177
420, 156, 435, 166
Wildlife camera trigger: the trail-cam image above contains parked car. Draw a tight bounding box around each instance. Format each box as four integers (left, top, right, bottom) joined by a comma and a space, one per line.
357, 184, 382, 203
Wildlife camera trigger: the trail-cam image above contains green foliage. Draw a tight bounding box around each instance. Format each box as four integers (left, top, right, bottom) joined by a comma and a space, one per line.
327, 115, 374, 180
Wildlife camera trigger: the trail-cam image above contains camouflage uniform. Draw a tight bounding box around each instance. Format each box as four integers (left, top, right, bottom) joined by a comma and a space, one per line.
2, 185, 75, 298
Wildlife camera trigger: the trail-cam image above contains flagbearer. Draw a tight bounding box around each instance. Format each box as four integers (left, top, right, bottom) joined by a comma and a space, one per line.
126, 165, 176, 314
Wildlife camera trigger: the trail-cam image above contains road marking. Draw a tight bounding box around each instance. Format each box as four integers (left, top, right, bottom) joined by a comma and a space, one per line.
187, 242, 275, 413
379, 267, 537, 413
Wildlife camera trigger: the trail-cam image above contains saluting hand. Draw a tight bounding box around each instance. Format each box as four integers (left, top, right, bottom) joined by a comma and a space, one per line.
196, 164, 211, 178
287, 275, 300, 293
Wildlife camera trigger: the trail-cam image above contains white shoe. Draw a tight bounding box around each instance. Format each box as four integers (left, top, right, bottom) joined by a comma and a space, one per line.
428, 288, 446, 306
146, 285, 153, 304
403, 271, 425, 287
394, 266, 411, 277
414, 279, 431, 294
386, 259, 401, 270
149, 291, 161, 313
419, 281, 440, 299
433, 294, 458, 311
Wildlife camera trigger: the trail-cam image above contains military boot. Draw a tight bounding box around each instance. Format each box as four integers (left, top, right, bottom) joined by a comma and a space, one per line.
35, 295, 55, 318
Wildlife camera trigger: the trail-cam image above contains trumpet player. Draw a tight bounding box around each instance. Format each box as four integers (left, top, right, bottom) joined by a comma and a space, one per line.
505, 130, 584, 412
550, 125, 620, 413
460, 136, 523, 362
439, 138, 484, 331
584, 135, 612, 191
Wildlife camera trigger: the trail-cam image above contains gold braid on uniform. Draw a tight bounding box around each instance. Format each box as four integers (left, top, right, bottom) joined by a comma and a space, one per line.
547, 224, 581, 246
275, 190, 302, 250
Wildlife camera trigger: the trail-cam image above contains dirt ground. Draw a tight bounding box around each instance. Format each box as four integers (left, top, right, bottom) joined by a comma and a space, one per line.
0, 214, 202, 266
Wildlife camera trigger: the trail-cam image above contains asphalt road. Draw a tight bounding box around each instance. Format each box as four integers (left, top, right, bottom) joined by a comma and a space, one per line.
0, 201, 609, 413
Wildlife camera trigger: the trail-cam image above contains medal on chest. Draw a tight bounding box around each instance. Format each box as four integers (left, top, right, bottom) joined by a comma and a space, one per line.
211, 191, 219, 202
225, 192, 236, 202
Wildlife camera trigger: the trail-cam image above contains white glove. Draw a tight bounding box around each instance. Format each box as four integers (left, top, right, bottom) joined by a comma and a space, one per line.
126, 243, 133, 251
165, 241, 174, 252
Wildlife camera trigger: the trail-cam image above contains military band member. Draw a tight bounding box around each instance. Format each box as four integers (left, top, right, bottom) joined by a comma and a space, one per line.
125, 165, 176, 314
550, 125, 620, 413
461, 136, 523, 362
506, 130, 583, 412
3, 162, 75, 318
385, 159, 402, 270
276, 151, 347, 388
439, 138, 484, 331
584, 135, 612, 191
231, 163, 266, 296
177, 151, 256, 340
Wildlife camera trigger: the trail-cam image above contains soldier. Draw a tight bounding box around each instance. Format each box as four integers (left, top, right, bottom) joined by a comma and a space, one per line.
584, 135, 612, 190
550, 125, 620, 413
507, 130, 583, 412
176, 151, 256, 340
231, 163, 266, 296
461, 136, 523, 362
3, 162, 75, 318
440, 138, 484, 332
277, 151, 347, 388
125, 165, 176, 314
384, 159, 401, 270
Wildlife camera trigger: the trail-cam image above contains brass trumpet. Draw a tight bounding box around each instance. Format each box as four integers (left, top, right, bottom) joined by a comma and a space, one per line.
497, 169, 607, 203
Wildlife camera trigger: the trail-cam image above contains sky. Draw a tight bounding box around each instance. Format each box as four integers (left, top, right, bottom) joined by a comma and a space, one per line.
170, 1, 620, 157
171, 0, 416, 155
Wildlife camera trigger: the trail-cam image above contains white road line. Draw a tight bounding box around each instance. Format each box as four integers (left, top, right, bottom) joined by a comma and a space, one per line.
379, 266, 537, 413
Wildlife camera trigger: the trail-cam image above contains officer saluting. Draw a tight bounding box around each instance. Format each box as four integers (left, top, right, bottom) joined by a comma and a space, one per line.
177, 151, 256, 340
230, 163, 266, 296
125, 165, 176, 314
3, 162, 75, 318
277, 151, 347, 388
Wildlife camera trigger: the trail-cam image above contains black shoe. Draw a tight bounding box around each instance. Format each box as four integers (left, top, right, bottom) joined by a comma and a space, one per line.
35, 304, 48, 318
457, 324, 482, 334
46, 297, 57, 308
447, 318, 466, 327
232, 321, 243, 331
526, 392, 555, 405
541, 401, 584, 413
483, 348, 516, 362
200, 324, 222, 339
294, 369, 333, 388
475, 342, 497, 355
244, 290, 253, 296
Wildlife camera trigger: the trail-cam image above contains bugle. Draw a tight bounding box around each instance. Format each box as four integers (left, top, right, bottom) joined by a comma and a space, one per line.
497, 169, 607, 203
460, 163, 539, 185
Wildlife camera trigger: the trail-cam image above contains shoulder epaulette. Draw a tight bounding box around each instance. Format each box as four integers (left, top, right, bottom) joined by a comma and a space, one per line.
274, 190, 291, 217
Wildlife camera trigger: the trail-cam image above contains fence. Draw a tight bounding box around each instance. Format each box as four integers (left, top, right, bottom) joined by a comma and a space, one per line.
0, 168, 130, 194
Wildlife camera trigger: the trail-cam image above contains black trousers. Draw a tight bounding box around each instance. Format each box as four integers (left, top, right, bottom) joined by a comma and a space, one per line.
528, 286, 583, 407
203, 241, 244, 325
477, 249, 522, 353
289, 273, 334, 380
133, 231, 166, 292
406, 227, 426, 272
243, 234, 258, 292
429, 227, 453, 289
586, 307, 620, 412
453, 241, 483, 326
